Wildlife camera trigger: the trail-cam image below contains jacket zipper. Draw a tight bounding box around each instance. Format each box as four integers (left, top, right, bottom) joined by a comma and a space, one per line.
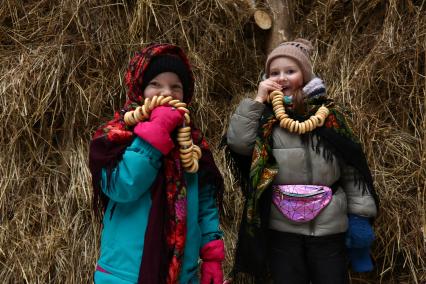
305, 141, 315, 236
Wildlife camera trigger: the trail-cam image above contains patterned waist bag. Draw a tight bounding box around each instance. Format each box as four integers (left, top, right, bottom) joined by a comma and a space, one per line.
272, 185, 333, 223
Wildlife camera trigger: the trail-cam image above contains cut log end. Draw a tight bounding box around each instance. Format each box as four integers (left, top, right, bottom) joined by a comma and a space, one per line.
254, 10, 272, 30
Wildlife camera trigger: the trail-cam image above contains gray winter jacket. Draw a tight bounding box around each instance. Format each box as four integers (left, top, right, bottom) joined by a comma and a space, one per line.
227, 98, 377, 236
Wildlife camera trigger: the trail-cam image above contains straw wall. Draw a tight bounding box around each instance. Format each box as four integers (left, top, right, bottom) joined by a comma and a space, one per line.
0, 0, 424, 283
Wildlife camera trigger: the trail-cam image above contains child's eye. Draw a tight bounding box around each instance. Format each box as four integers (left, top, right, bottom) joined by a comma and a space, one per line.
172, 85, 183, 90
148, 81, 160, 87
286, 70, 295, 74
270, 71, 279, 77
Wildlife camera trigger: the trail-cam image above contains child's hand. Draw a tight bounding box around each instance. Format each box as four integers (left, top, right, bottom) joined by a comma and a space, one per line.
133, 106, 185, 155
200, 239, 225, 284
255, 78, 282, 103
346, 214, 375, 272
148, 106, 185, 134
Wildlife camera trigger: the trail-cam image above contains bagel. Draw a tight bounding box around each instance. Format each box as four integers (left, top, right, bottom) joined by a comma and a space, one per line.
272, 97, 283, 104
275, 112, 286, 120
282, 118, 293, 129
160, 96, 173, 105
177, 107, 190, 114
180, 151, 193, 160
289, 120, 296, 132
149, 96, 158, 110
179, 146, 193, 154
168, 99, 181, 106
143, 97, 151, 109
156, 95, 164, 105
177, 136, 191, 142
279, 118, 288, 128
305, 119, 314, 132
124, 111, 136, 125
174, 102, 187, 108
184, 113, 191, 124
181, 159, 194, 167
177, 132, 191, 138
179, 140, 193, 147
186, 161, 199, 173
179, 126, 191, 133
273, 105, 284, 112
270, 90, 284, 98
310, 115, 320, 125
299, 122, 306, 134
294, 121, 300, 133
193, 145, 202, 158
133, 107, 145, 121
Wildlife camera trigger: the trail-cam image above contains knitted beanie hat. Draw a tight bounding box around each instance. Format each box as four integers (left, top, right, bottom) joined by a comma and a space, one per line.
265, 38, 314, 84
141, 54, 191, 97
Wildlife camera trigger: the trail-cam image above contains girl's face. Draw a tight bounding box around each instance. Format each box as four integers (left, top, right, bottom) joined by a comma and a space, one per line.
268, 57, 304, 96
143, 72, 184, 101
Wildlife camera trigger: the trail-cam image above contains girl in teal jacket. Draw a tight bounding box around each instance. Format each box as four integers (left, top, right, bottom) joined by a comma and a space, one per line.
89, 44, 225, 284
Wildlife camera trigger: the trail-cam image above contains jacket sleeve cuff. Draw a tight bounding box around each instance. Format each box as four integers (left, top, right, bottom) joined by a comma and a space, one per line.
127, 137, 162, 163
347, 195, 377, 217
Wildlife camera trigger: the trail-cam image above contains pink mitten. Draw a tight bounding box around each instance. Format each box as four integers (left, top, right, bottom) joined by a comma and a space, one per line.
133, 106, 185, 155
200, 240, 225, 284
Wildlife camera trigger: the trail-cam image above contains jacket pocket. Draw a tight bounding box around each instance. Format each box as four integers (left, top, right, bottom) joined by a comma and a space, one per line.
98, 198, 151, 282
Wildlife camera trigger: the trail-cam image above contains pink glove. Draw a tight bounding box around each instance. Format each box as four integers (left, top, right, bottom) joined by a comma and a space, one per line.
200, 239, 225, 284
133, 106, 184, 155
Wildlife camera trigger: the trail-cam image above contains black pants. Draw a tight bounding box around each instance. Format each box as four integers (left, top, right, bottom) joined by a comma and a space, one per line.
268, 230, 349, 284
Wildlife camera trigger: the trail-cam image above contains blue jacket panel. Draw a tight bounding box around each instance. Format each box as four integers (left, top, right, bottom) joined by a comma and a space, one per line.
96, 137, 222, 284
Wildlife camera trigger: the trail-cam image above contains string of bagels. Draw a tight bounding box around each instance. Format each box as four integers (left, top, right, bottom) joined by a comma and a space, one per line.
268, 90, 330, 134
123, 95, 202, 173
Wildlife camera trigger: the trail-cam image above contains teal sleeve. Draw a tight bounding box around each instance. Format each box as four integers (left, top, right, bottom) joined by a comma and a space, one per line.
101, 137, 162, 203
198, 183, 223, 247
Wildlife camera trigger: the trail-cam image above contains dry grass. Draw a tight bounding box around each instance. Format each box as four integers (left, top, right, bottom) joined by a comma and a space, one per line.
0, 0, 424, 283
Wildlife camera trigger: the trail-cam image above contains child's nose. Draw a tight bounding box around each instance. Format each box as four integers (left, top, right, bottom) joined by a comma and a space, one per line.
277, 73, 288, 83
161, 88, 172, 97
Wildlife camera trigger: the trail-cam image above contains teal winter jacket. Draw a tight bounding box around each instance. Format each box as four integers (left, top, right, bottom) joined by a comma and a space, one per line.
94, 137, 222, 284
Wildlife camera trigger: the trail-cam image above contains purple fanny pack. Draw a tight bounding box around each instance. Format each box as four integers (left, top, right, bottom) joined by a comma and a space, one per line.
272, 185, 332, 223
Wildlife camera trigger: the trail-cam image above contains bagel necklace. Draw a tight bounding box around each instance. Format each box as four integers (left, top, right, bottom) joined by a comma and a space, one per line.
268, 90, 330, 134
123, 95, 201, 173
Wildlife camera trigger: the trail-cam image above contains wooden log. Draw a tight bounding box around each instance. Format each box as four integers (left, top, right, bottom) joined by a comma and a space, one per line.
265, 0, 295, 53
244, 0, 272, 30
254, 10, 272, 30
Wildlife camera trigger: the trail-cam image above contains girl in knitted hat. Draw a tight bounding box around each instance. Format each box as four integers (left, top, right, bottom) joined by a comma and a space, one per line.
226, 39, 379, 283
89, 43, 225, 284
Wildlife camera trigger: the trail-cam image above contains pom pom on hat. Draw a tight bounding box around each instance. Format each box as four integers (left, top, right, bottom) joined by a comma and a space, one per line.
265, 38, 314, 84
